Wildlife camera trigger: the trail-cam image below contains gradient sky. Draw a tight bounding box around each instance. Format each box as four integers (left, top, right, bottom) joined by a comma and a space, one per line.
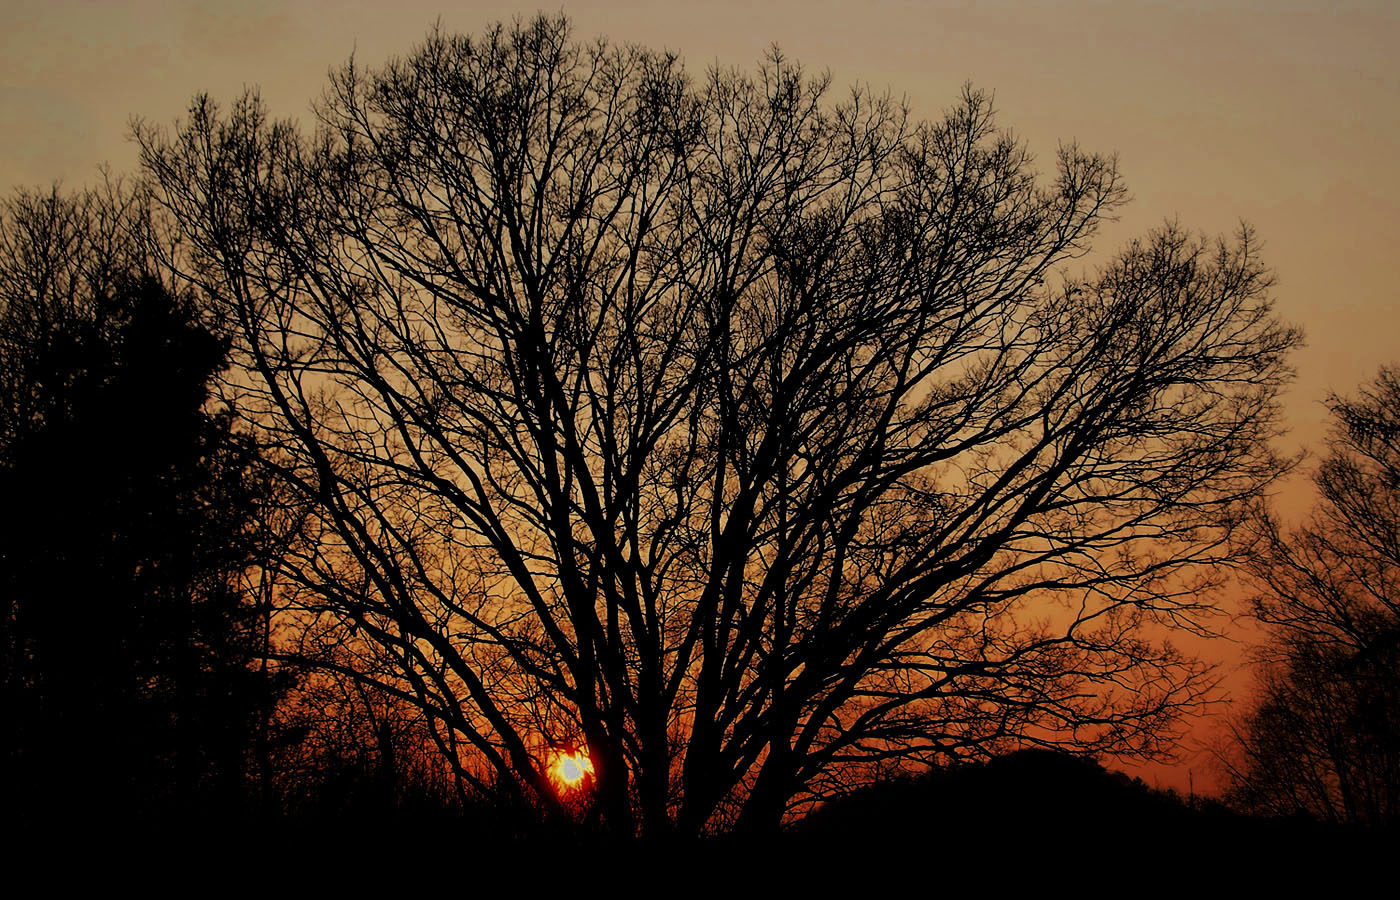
4, 0, 1397, 792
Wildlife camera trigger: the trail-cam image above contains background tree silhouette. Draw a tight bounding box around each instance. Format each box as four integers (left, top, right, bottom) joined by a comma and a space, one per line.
1226, 366, 1400, 826
0, 186, 286, 822
137, 15, 1300, 835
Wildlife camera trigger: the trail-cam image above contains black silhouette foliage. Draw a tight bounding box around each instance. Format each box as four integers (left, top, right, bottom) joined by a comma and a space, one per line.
0, 218, 274, 820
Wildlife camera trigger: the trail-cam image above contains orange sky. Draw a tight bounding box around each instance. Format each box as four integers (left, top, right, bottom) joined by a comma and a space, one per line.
4, 0, 1397, 795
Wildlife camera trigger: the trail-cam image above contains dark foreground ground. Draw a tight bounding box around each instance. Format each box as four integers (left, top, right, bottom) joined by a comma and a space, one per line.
8, 750, 1394, 887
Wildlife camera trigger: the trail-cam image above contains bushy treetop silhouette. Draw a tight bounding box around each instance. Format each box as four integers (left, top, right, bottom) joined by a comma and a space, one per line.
0, 185, 283, 821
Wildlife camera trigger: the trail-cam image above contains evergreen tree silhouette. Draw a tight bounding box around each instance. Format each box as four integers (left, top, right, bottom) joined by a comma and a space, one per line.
1, 275, 276, 824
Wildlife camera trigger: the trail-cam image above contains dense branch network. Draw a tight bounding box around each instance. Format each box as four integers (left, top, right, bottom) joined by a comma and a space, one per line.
138, 15, 1299, 834
1226, 368, 1400, 825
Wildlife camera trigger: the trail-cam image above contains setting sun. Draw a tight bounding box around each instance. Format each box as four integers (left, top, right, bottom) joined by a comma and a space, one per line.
550, 748, 594, 789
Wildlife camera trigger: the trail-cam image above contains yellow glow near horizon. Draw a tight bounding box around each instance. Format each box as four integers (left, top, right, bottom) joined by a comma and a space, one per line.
550, 748, 594, 789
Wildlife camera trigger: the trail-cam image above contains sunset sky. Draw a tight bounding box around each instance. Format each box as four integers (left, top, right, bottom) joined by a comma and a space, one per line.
4, 0, 1397, 793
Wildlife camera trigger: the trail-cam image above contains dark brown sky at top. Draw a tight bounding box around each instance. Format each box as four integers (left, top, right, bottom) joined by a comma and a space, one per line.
3, 0, 1397, 793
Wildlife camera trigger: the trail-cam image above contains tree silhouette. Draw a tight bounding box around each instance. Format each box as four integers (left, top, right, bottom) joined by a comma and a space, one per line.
1227, 367, 1400, 826
137, 15, 1300, 835
0, 186, 281, 822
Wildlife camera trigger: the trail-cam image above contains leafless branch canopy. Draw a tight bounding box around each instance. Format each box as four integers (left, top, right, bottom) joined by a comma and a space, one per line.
137, 16, 1299, 834
1227, 368, 1400, 825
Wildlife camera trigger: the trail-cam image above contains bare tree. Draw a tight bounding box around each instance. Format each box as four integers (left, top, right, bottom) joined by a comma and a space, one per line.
1226, 367, 1400, 825
137, 15, 1300, 835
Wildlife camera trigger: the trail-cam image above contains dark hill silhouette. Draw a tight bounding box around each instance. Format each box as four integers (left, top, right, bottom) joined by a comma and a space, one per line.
791, 749, 1400, 877
793, 749, 1245, 843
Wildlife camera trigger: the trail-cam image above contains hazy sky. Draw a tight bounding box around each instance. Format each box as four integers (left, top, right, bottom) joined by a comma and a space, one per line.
4, 0, 1397, 789
5, 0, 1394, 458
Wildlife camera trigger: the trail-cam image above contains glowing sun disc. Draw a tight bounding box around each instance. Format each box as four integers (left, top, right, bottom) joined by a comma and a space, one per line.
551, 749, 595, 787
